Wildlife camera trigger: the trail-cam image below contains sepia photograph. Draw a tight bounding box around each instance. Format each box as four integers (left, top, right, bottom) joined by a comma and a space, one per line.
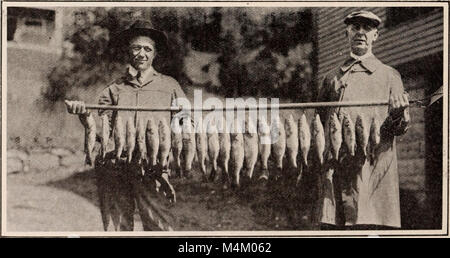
1, 1, 448, 237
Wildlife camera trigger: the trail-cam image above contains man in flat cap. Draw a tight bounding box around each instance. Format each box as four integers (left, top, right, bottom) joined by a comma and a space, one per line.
315, 11, 410, 229
65, 20, 188, 231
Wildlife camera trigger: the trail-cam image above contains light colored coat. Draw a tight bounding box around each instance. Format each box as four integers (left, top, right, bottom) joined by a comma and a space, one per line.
316, 55, 410, 228
98, 67, 187, 156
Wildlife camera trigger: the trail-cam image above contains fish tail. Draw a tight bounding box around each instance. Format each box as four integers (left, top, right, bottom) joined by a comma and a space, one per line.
303, 154, 308, 166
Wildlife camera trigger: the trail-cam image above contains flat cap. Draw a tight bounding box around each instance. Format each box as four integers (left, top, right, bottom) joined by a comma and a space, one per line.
344, 11, 382, 27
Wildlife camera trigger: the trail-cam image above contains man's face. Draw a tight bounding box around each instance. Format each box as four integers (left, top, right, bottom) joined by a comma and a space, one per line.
346, 20, 378, 56
129, 36, 156, 72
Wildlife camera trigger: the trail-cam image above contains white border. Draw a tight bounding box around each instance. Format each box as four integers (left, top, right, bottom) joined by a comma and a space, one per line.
1, 1, 448, 238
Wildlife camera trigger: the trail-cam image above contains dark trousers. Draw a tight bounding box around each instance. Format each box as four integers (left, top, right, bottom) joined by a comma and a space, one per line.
95, 157, 174, 231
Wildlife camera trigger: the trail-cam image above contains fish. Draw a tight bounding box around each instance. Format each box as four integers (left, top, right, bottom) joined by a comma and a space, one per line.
285, 114, 299, 168
145, 117, 159, 167
258, 118, 271, 172
312, 114, 325, 165
114, 115, 125, 161
369, 117, 380, 146
343, 113, 356, 156
136, 118, 147, 166
243, 119, 259, 179
100, 114, 110, 159
368, 117, 381, 164
196, 118, 208, 180
329, 112, 342, 161
158, 118, 171, 169
271, 116, 286, 170
230, 118, 244, 188
218, 118, 231, 187
84, 114, 97, 166
207, 119, 220, 181
125, 116, 136, 163
171, 117, 183, 175
355, 114, 369, 157
182, 117, 196, 172
298, 113, 311, 166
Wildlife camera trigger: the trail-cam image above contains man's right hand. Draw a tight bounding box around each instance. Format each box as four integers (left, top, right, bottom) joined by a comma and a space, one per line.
65, 100, 88, 115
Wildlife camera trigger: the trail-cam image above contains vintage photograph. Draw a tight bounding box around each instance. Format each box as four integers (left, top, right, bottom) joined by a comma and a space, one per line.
2, 2, 447, 236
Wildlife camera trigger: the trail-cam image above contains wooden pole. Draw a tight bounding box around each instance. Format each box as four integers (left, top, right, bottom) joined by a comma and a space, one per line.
81, 99, 426, 112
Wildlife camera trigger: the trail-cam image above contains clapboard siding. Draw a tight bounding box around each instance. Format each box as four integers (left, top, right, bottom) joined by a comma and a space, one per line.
314, 7, 443, 79
317, 11, 441, 62
318, 22, 443, 72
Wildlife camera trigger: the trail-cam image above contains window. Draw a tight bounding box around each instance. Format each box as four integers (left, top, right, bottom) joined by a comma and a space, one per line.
7, 7, 56, 45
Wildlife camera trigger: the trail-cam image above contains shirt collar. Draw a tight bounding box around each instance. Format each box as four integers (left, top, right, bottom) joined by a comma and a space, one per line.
350, 51, 374, 61
126, 65, 159, 87
341, 52, 381, 73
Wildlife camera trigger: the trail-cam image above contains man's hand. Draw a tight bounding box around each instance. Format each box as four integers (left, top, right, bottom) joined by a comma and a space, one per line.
65, 100, 89, 115
158, 172, 176, 204
389, 92, 409, 119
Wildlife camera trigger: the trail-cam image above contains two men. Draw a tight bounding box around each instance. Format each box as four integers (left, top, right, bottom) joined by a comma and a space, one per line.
316, 11, 410, 229
67, 11, 410, 231
66, 20, 187, 231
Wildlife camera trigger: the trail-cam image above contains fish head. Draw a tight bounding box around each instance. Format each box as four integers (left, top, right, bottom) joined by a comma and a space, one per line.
207, 119, 218, 134
329, 113, 341, 132
285, 114, 295, 133
182, 120, 194, 134
299, 113, 308, 126
343, 113, 352, 127
147, 118, 157, 133
198, 116, 209, 132
313, 114, 322, 127
257, 118, 270, 134
170, 117, 182, 133
370, 117, 380, 138
245, 119, 257, 135
356, 114, 365, 127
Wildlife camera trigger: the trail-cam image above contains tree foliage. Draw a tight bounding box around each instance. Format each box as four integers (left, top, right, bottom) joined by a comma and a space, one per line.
45, 7, 315, 103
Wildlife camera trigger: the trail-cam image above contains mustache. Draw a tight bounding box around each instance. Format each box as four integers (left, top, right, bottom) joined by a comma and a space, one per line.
352, 34, 367, 41
134, 57, 149, 61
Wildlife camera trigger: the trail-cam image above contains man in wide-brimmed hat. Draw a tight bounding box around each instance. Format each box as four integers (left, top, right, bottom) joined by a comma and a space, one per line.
315, 11, 410, 230
66, 19, 188, 231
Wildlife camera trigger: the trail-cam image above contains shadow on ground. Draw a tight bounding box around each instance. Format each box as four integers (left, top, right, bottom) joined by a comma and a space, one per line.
44, 164, 316, 231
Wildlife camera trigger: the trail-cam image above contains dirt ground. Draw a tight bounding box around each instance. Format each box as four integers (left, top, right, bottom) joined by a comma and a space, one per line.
7, 161, 315, 232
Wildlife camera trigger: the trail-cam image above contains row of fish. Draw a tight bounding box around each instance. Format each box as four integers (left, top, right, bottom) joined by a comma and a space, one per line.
83, 112, 381, 186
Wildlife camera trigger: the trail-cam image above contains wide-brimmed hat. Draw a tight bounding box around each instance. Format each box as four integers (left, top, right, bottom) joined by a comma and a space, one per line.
344, 11, 382, 28
112, 19, 168, 52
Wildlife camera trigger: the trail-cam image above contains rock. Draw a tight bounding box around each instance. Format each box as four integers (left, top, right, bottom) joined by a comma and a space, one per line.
8, 158, 23, 174
60, 152, 85, 167
29, 148, 48, 154
23, 163, 30, 173
50, 148, 73, 157
29, 153, 60, 171
7, 149, 29, 161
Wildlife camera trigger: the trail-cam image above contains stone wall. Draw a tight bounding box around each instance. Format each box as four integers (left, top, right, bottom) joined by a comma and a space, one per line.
7, 147, 87, 174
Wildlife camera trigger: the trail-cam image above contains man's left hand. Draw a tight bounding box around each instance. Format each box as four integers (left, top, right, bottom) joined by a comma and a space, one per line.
158, 172, 176, 204
389, 92, 409, 119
